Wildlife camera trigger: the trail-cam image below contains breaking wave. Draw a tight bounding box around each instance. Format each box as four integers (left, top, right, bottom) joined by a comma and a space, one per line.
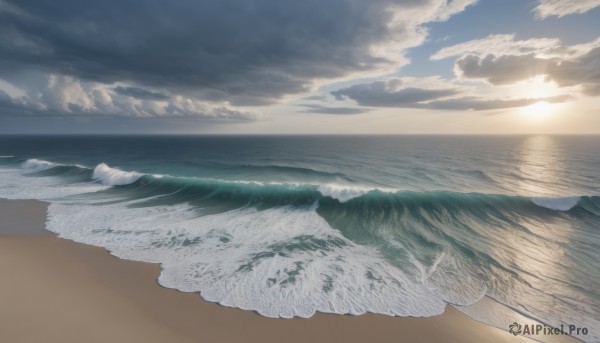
16, 159, 592, 213
92, 163, 143, 186
0, 157, 597, 341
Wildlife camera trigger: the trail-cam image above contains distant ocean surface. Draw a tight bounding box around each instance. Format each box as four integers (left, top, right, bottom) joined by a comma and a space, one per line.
1, 135, 599, 341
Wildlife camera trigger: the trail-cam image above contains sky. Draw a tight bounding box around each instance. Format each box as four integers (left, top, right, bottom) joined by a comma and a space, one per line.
1, 0, 599, 134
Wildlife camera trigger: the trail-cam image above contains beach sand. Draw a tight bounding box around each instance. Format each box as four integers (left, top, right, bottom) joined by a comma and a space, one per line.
0, 198, 567, 343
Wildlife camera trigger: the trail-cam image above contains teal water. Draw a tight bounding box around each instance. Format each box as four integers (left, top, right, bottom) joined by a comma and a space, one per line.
0, 135, 598, 341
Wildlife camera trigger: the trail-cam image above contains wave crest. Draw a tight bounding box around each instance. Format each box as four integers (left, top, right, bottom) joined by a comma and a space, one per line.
92, 163, 142, 186
531, 196, 580, 211
21, 159, 60, 174
318, 184, 376, 202
15, 158, 594, 215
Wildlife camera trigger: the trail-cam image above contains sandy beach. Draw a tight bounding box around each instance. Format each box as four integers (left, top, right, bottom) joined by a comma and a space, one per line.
0, 198, 563, 343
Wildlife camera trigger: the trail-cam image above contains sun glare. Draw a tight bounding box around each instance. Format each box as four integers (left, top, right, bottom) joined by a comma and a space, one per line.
521, 101, 556, 120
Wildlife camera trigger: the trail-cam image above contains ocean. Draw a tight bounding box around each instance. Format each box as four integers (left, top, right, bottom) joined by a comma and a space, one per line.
0, 135, 598, 341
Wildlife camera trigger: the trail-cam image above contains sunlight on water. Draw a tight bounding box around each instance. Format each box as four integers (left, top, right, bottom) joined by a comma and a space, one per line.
517, 135, 565, 196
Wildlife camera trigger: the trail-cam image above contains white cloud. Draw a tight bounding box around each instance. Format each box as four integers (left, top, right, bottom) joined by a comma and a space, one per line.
431, 0, 479, 21
557, 37, 600, 58
454, 54, 552, 85
431, 34, 561, 60
431, 34, 600, 96
534, 0, 600, 18
387, 0, 478, 24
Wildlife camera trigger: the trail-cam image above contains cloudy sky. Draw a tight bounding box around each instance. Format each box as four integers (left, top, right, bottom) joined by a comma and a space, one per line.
1, 0, 599, 134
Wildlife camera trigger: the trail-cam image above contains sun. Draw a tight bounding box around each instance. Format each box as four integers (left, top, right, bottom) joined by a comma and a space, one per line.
521, 101, 556, 120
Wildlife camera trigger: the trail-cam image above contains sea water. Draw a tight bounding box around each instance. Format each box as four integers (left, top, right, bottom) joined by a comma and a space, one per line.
0, 135, 598, 341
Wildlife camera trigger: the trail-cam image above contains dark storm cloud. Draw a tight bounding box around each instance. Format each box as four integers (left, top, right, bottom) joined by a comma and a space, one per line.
455, 54, 551, 85
0, 89, 261, 121
0, 0, 440, 106
301, 104, 371, 115
0, 89, 10, 103
113, 86, 170, 101
331, 80, 461, 107
0, 114, 238, 134
0, 89, 53, 117
302, 95, 328, 101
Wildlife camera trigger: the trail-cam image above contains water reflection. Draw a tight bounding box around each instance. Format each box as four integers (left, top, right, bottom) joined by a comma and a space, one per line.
517, 135, 566, 196
469, 184, 587, 339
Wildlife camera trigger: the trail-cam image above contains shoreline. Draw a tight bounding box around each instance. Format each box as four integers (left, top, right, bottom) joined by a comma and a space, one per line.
0, 198, 562, 342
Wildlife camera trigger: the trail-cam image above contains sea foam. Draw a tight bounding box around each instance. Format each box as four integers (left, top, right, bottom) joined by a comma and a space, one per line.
317, 184, 396, 202
45, 201, 448, 319
317, 184, 370, 202
92, 163, 142, 186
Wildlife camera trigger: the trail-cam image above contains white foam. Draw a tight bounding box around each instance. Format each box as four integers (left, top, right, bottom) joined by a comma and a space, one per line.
317, 183, 399, 202
317, 184, 372, 202
21, 159, 60, 173
531, 196, 580, 211
45, 200, 448, 319
0, 155, 13, 158
92, 163, 142, 186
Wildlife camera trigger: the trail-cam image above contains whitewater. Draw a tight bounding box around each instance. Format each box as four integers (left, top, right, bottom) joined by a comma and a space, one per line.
0, 135, 598, 342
